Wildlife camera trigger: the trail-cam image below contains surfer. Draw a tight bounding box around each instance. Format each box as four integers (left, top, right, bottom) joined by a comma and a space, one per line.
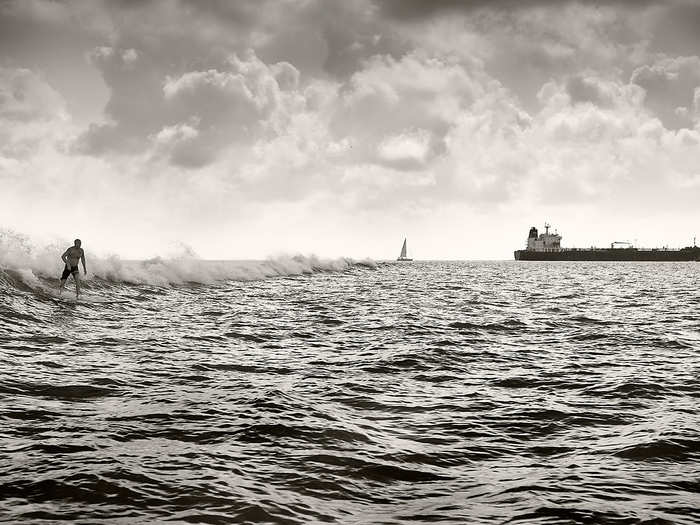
59, 239, 87, 297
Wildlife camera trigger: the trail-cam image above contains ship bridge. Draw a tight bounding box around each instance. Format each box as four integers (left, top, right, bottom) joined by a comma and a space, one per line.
526, 223, 562, 252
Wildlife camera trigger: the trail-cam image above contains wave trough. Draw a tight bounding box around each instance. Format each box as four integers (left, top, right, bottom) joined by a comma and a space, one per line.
1, 259, 699, 524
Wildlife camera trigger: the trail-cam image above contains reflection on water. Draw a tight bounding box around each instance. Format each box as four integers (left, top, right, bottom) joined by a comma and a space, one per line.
1, 261, 699, 524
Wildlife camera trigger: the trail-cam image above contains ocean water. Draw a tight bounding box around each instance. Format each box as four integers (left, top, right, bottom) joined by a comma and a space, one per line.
1, 257, 699, 524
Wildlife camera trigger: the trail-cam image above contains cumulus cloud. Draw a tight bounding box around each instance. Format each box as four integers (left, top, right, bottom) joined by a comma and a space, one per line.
149, 121, 205, 168
692, 87, 700, 120
1, 0, 700, 258
89, 46, 138, 67
71, 44, 164, 155
0, 67, 70, 160
631, 55, 700, 129
377, 129, 432, 168
163, 61, 275, 126
328, 52, 499, 171
159, 53, 305, 166
0, 66, 67, 123
71, 46, 307, 168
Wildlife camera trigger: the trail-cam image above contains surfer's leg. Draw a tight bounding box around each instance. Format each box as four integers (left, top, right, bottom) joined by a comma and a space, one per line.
74, 272, 81, 298
59, 266, 71, 294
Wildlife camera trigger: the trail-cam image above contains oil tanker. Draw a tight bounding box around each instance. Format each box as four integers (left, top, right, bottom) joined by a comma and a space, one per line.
514, 224, 700, 261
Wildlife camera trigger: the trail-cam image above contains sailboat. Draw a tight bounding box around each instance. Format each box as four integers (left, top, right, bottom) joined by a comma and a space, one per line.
397, 238, 413, 261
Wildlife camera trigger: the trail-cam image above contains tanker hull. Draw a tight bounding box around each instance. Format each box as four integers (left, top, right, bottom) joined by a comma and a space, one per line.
514, 248, 700, 261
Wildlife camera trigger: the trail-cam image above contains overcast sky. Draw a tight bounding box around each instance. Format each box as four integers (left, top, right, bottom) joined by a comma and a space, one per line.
1, 0, 699, 259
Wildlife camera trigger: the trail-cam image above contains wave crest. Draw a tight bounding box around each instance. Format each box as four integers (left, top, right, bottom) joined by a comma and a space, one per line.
0, 229, 376, 288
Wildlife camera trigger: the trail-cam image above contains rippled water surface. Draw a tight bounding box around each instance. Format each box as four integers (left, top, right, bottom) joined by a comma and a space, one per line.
1, 261, 699, 524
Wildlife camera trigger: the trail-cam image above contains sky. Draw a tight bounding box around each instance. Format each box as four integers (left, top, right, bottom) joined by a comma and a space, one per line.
1, 0, 699, 260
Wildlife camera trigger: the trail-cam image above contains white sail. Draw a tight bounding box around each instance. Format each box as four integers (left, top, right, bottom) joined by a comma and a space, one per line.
400, 239, 407, 258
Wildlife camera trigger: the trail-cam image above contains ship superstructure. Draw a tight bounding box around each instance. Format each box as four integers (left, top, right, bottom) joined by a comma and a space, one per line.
526, 223, 562, 252
514, 224, 700, 261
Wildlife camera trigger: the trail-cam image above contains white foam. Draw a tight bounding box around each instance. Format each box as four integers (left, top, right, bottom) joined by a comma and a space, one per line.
0, 229, 376, 287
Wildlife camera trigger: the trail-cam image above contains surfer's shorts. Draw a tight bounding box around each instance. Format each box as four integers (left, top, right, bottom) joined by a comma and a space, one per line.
61, 266, 79, 280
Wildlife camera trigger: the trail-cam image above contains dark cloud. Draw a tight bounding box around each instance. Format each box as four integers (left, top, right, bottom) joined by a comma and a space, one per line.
176, 0, 266, 26
631, 56, 700, 130
327, 53, 482, 171
0, 67, 64, 122
73, 48, 303, 166
249, 0, 410, 79
566, 76, 614, 107
72, 46, 169, 154
375, 0, 664, 20
649, 2, 700, 56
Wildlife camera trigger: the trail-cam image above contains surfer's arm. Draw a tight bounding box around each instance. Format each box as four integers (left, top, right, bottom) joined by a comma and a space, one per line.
61, 249, 69, 265
81, 251, 87, 273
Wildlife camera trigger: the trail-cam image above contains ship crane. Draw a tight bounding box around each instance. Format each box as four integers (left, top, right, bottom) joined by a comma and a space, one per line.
611, 241, 634, 249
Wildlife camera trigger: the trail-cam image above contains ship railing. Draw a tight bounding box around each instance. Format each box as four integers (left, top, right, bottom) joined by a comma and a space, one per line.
538, 247, 635, 252
527, 247, 686, 252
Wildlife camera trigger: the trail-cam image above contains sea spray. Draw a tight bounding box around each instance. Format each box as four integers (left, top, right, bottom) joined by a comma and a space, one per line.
0, 229, 377, 289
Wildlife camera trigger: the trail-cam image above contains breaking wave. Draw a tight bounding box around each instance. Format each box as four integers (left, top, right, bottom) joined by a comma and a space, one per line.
0, 229, 376, 292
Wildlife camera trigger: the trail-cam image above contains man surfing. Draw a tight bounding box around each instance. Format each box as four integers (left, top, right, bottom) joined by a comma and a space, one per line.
59, 239, 87, 298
